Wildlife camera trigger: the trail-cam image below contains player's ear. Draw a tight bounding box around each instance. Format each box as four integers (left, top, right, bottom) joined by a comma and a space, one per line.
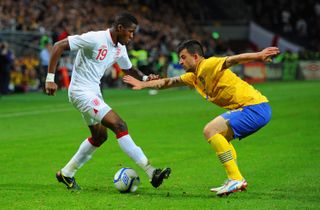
117, 24, 124, 32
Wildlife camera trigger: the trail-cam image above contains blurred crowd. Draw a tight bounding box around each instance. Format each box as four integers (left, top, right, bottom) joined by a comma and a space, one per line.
247, 0, 320, 51
0, 0, 222, 53
0, 0, 319, 94
0, 0, 236, 94
0, 40, 40, 94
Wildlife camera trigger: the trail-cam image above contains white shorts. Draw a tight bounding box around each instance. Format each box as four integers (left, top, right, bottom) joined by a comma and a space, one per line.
69, 91, 111, 126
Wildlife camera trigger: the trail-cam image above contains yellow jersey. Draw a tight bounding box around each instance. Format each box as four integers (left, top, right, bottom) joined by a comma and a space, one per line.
180, 57, 268, 110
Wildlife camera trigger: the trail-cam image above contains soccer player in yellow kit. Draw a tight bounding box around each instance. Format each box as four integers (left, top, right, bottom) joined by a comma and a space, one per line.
123, 40, 280, 196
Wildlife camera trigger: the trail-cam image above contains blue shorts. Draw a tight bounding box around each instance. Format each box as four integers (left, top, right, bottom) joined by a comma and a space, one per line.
221, 103, 272, 140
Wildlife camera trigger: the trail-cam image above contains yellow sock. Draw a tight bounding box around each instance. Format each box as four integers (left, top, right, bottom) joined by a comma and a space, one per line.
208, 134, 243, 180
229, 142, 237, 163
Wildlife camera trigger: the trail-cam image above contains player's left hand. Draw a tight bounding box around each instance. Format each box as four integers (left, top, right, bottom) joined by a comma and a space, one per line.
147, 74, 160, 81
260, 47, 280, 62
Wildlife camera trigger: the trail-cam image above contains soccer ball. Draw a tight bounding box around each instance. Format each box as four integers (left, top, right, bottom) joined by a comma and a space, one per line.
113, 168, 140, 193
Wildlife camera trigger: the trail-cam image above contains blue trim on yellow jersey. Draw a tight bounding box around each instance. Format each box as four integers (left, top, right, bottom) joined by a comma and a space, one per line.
221, 103, 272, 140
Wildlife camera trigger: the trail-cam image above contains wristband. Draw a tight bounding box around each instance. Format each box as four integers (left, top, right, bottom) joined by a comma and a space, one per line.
142, 75, 148, 81
46, 73, 55, 82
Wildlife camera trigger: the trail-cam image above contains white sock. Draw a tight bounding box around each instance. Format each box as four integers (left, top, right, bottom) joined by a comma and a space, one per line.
117, 134, 155, 179
61, 138, 97, 177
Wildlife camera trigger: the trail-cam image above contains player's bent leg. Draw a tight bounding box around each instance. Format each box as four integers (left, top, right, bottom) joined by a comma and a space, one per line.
58, 136, 100, 190
208, 134, 243, 180
100, 110, 128, 134
57, 93, 110, 190
203, 116, 230, 140
205, 116, 238, 163
205, 116, 244, 193
88, 123, 108, 147
100, 110, 148, 166
101, 110, 171, 188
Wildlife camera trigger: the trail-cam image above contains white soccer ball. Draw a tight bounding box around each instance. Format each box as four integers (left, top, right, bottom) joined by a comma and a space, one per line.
113, 168, 140, 193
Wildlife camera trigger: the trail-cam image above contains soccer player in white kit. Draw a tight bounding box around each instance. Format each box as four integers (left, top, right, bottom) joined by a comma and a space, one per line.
45, 13, 171, 190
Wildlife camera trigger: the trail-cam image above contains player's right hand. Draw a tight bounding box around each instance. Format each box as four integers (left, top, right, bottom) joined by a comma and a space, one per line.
45, 82, 58, 95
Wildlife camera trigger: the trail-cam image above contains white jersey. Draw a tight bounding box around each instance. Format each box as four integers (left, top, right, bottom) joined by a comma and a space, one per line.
68, 29, 132, 93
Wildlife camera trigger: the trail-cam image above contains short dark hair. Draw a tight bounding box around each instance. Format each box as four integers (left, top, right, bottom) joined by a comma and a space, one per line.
112, 12, 138, 28
177, 40, 204, 57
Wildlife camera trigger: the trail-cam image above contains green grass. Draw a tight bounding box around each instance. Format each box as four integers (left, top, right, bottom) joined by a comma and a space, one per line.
0, 81, 320, 209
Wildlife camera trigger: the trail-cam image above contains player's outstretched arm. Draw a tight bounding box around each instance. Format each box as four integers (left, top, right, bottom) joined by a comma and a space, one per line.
45, 38, 70, 96
123, 75, 184, 90
224, 47, 280, 68
126, 67, 160, 81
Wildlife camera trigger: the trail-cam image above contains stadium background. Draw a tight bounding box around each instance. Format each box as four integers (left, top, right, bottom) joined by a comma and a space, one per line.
0, 0, 319, 94
0, 1, 320, 210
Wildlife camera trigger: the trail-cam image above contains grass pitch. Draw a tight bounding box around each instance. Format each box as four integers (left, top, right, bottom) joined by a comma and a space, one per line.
0, 81, 319, 209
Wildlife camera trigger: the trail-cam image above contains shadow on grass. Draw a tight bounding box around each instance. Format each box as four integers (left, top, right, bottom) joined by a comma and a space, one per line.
0, 183, 234, 200
83, 185, 214, 199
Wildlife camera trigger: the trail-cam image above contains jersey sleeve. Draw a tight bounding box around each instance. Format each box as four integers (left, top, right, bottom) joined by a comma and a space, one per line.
117, 46, 132, 70
203, 57, 227, 76
68, 31, 97, 51
180, 72, 196, 87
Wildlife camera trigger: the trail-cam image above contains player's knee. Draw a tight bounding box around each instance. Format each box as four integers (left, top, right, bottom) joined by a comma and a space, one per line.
89, 134, 107, 147
203, 124, 218, 140
113, 120, 128, 133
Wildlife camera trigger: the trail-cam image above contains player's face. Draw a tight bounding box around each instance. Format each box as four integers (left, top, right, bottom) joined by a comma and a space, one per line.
179, 49, 197, 72
118, 24, 137, 45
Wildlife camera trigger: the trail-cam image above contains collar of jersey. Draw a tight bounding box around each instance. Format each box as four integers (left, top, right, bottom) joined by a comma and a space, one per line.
195, 58, 205, 75
106, 29, 118, 47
